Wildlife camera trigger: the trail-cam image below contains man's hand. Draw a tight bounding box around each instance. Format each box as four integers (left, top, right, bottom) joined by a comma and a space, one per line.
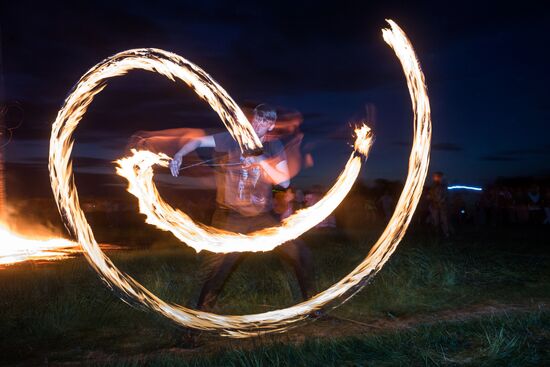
242, 155, 265, 167
169, 156, 182, 177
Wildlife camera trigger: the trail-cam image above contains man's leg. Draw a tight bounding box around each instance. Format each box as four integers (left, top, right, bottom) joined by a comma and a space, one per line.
195, 252, 243, 311
195, 208, 247, 311
246, 212, 313, 300
429, 206, 439, 229
182, 254, 242, 347
276, 239, 313, 300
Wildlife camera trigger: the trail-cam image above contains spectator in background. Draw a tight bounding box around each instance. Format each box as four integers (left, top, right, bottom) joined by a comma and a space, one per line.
304, 189, 337, 229
527, 184, 543, 224
543, 187, 550, 225
363, 198, 379, 224
487, 186, 499, 227
294, 189, 305, 210
274, 187, 297, 220
495, 185, 513, 226
377, 190, 394, 222
450, 191, 467, 225
427, 171, 450, 237
474, 188, 490, 226
514, 187, 530, 224
502, 186, 516, 224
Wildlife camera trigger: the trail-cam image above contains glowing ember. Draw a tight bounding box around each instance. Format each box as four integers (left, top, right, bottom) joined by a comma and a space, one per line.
48, 19, 431, 337
0, 224, 78, 266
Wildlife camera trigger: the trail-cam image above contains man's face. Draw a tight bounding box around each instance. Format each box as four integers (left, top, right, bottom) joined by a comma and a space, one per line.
284, 189, 295, 202
252, 115, 275, 138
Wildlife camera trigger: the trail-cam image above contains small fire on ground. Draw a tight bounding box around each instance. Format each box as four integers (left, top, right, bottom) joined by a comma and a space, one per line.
0, 223, 118, 266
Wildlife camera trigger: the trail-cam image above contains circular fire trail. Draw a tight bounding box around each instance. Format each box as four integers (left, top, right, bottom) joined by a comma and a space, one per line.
49, 20, 431, 337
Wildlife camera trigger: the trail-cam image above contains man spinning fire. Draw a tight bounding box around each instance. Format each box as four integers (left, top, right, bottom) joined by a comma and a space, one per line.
169, 104, 312, 311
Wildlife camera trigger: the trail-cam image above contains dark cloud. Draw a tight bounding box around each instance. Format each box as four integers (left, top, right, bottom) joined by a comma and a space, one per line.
393, 141, 463, 152
497, 146, 550, 157
480, 145, 550, 163
479, 155, 518, 162
432, 143, 463, 152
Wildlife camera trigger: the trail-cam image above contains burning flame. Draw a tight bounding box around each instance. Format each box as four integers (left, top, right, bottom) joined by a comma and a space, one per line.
48, 20, 431, 337
113, 125, 373, 253
0, 224, 78, 266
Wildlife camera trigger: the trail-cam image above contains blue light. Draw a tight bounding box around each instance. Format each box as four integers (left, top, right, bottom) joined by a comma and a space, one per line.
448, 185, 483, 192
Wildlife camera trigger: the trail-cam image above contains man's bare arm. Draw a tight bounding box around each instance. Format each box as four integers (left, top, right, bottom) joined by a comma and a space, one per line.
170, 135, 215, 177
258, 159, 290, 188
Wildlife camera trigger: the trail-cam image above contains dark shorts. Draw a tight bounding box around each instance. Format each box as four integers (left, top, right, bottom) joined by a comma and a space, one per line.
211, 207, 278, 233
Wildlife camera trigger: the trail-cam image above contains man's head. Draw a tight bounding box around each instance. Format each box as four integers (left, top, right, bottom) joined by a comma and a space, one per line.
432, 171, 444, 184
251, 103, 277, 138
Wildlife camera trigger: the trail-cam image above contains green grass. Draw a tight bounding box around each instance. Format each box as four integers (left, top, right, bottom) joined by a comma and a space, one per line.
101, 311, 549, 366
0, 225, 548, 365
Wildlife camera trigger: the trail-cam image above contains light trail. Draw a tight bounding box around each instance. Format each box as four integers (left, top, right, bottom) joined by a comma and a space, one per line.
448, 185, 482, 191
49, 19, 431, 337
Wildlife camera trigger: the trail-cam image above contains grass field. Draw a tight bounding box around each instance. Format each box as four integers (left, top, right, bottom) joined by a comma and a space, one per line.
1, 223, 548, 366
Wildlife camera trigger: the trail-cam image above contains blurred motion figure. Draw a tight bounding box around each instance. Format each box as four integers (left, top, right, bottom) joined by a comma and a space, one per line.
169, 104, 312, 311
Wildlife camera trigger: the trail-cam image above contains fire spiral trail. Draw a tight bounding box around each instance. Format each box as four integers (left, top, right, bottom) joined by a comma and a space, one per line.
115, 124, 372, 254
49, 20, 431, 337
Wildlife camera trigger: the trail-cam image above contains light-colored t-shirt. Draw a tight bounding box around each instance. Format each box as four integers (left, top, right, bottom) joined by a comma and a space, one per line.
213, 132, 285, 217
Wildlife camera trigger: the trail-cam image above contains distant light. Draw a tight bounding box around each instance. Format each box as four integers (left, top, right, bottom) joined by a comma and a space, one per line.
448, 185, 482, 192
461, 209, 465, 214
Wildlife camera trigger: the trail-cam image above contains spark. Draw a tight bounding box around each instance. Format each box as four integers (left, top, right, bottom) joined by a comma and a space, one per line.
48, 19, 431, 337
448, 185, 482, 191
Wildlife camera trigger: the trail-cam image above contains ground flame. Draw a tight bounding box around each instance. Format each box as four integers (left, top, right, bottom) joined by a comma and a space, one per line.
49, 19, 431, 337
0, 224, 78, 266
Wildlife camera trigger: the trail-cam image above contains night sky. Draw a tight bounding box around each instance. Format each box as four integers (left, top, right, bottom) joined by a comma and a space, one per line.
1, 1, 549, 195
